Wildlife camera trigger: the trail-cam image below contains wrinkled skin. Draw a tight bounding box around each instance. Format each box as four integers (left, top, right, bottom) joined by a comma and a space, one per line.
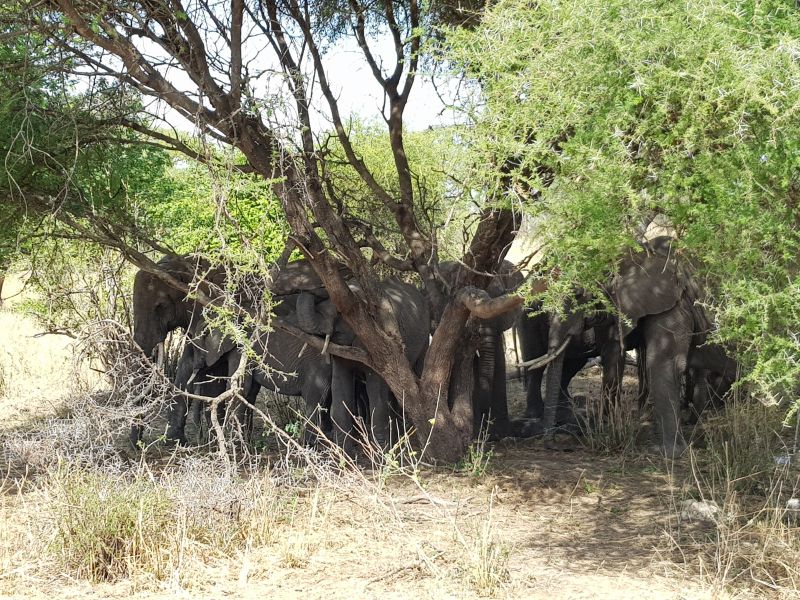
437, 260, 524, 439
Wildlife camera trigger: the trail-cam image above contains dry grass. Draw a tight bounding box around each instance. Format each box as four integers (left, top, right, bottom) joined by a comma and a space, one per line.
578, 387, 642, 455
0, 282, 74, 432
1, 282, 799, 598
457, 490, 510, 597
662, 400, 800, 597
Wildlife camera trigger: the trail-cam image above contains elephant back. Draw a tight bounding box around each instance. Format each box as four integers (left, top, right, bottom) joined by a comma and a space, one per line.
269, 260, 352, 297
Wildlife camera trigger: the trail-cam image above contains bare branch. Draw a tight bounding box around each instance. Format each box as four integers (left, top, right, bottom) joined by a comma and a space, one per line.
455, 286, 523, 320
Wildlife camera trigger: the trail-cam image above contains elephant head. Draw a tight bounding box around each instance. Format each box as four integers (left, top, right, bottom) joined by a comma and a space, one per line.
132, 256, 202, 357
612, 237, 692, 335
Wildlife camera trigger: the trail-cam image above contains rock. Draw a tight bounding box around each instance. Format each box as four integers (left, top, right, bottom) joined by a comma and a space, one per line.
773, 454, 794, 466
679, 499, 720, 524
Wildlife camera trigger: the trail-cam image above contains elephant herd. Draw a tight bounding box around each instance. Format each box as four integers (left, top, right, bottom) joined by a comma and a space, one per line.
130, 237, 738, 458
130, 256, 431, 451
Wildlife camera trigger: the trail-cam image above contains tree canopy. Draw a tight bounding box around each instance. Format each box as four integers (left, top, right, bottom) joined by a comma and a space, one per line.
447, 0, 800, 406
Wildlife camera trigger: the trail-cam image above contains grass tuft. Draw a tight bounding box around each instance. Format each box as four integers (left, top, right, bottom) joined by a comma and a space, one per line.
48, 465, 178, 583
666, 398, 800, 595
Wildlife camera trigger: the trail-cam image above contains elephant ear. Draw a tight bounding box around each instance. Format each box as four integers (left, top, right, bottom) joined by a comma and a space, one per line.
203, 327, 237, 367
613, 244, 687, 332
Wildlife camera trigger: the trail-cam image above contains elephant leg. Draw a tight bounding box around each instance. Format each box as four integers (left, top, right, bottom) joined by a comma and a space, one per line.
227, 378, 257, 443
543, 352, 565, 432
560, 356, 586, 399
687, 369, 710, 424
636, 346, 648, 410
556, 356, 587, 425
128, 423, 144, 449
193, 368, 225, 445
489, 334, 511, 437
165, 345, 196, 445
600, 337, 625, 411
474, 330, 509, 437
191, 397, 203, 431
524, 367, 545, 419
366, 371, 391, 448
643, 304, 692, 458
301, 364, 333, 445
330, 358, 356, 453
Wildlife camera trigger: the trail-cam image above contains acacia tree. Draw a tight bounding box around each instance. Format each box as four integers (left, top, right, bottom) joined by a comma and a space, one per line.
447, 0, 800, 409
12, 0, 521, 461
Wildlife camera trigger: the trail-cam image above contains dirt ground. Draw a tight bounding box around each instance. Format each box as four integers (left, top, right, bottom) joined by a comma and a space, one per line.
0, 280, 774, 599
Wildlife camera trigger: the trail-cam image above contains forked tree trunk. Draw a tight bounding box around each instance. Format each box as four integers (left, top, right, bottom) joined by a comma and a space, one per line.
372, 304, 477, 463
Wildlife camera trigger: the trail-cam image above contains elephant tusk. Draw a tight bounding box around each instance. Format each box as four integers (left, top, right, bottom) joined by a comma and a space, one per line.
187, 368, 200, 387
321, 333, 331, 356
298, 342, 308, 358
516, 336, 572, 371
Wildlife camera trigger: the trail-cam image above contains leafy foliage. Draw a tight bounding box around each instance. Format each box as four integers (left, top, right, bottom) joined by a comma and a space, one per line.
143, 163, 288, 261
447, 0, 800, 406
324, 122, 471, 260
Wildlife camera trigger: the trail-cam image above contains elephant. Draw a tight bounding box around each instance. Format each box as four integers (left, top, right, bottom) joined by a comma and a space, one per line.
684, 309, 739, 423
163, 296, 352, 446
299, 278, 430, 452
130, 255, 346, 446
295, 261, 526, 450
437, 260, 524, 439
516, 300, 601, 427
536, 237, 703, 457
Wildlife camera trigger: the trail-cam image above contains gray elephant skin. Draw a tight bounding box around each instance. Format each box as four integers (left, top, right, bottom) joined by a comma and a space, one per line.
130, 255, 344, 446
520, 237, 737, 457
437, 260, 524, 439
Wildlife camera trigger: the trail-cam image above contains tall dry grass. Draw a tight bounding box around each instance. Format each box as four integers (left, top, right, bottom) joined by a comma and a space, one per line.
664, 399, 800, 597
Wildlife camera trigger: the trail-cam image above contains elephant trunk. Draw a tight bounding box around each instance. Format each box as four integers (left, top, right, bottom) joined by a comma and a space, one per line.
474, 329, 497, 434
296, 293, 336, 337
